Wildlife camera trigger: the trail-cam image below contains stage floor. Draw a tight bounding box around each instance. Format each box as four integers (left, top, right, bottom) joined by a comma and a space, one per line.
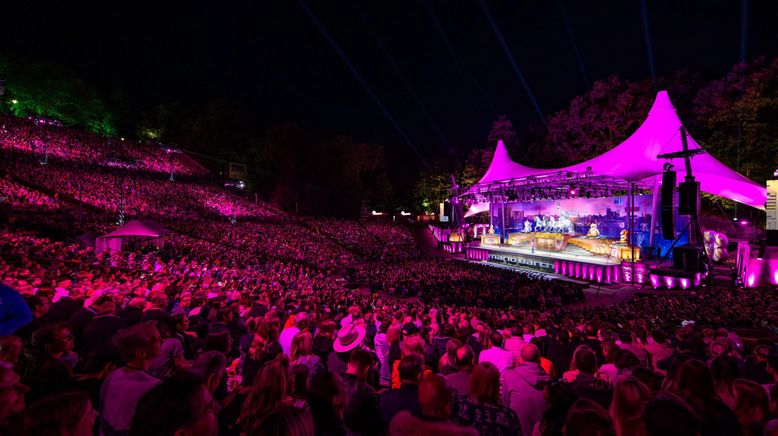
479, 243, 622, 266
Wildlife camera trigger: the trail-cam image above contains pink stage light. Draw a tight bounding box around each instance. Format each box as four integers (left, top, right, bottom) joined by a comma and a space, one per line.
665, 276, 675, 288
637, 272, 645, 284
680, 278, 689, 289
773, 269, 778, 285
650, 275, 659, 288
747, 274, 755, 287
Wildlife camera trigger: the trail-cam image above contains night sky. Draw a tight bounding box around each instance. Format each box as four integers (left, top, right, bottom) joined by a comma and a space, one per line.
2, 0, 777, 170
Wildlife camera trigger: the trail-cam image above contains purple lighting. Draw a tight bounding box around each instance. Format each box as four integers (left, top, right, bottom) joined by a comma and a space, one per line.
470, 92, 767, 210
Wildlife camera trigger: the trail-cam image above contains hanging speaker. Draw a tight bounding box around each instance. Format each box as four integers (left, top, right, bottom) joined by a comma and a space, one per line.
661, 170, 676, 240
678, 181, 700, 216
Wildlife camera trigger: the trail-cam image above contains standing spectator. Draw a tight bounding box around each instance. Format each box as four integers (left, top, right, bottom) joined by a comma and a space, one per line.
379, 354, 423, 428
454, 362, 521, 435
15, 390, 98, 436
0, 283, 32, 336
312, 319, 337, 366
478, 331, 514, 373
502, 344, 550, 436
644, 330, 673, 374
0, 336, 23, 368
710, 355, 741, 409
342, 349, 380, 436
291, 331, 324, 381
99, 322, 162, 435
329, 324, 366, 376
280, 311, 309, 356
446, 345, 475, 396
309, 372, 349, 436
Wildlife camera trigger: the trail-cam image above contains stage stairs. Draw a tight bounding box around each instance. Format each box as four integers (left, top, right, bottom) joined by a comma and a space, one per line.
709, 259, 736, 291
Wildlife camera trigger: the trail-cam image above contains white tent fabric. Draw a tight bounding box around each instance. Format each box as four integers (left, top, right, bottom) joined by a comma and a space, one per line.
100, 220, 169, 238
95, 220, 170, 253
471, 91, 767, 210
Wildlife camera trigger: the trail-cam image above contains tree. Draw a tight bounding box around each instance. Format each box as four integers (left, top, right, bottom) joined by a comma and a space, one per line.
692, 57, 778, 184
0, 54, 118, 136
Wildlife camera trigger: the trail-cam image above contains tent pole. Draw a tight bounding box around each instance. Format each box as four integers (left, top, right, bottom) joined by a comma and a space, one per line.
630, 182, 635, 288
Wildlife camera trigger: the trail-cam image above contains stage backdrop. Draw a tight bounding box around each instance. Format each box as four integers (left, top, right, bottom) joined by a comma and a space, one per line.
490, 194, 656, 240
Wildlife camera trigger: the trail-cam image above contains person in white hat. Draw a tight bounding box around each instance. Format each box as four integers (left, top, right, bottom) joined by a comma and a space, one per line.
328, 324, 367, 375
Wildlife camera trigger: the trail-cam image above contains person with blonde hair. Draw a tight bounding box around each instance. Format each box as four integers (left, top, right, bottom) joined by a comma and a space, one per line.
732, 378, 770, 436
610, 376, 650, 436
239, 356, 295, 434
291, 331, 324, 381
392, 334, 428, 388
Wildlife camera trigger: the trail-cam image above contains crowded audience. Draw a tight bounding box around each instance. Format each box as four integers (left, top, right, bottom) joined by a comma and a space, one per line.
0, 114, 776, 435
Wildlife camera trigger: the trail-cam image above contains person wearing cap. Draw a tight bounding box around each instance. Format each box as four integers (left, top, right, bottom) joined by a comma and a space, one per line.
328, 324, 367, 376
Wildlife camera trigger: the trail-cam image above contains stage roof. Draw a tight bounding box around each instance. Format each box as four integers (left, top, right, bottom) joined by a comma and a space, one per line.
467, 91, 767, 210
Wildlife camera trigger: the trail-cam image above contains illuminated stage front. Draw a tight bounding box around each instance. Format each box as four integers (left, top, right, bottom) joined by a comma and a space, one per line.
467, 238, 643, 285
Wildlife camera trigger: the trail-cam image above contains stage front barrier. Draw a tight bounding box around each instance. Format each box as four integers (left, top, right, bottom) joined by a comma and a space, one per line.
465, 244, 490, 261
553, 259, 622, 284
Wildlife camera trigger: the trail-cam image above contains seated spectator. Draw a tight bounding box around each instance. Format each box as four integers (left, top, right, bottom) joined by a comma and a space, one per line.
380, 354, 423, 427
18, 322, 75, 402
99, 322, 162, 435
567, 347, 613, 409
643, 392, 699, 436
610, 377, 650, 436
130, 375, 218, 436
189, 350, 227, 395
79, 295, 121, 359
14, 390, 98, 436
0, 366, 28, 432
0, 336, 23, 368
253, 404, 314, 436
732, 378, 770, 436
454, 362, 521, 435
675, 359, 740, 436
710, 354, 741, 409
563, 398, 616, 436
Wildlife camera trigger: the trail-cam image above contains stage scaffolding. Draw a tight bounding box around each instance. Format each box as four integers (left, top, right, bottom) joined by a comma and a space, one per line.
461, 169, 654, 288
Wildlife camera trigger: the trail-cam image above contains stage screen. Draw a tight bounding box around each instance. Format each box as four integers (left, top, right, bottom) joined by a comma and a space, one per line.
490, 194, 655, 240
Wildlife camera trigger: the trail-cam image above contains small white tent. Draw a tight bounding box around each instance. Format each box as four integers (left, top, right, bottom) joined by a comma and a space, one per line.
95, 220, 171, 253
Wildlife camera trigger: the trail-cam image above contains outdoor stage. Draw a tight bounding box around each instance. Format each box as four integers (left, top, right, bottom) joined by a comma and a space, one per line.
466, 237, 650, 285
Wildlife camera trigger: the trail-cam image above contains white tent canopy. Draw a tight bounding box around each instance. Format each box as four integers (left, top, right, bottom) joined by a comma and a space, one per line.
469, 91, 767, 210
96, 220, 171, 253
